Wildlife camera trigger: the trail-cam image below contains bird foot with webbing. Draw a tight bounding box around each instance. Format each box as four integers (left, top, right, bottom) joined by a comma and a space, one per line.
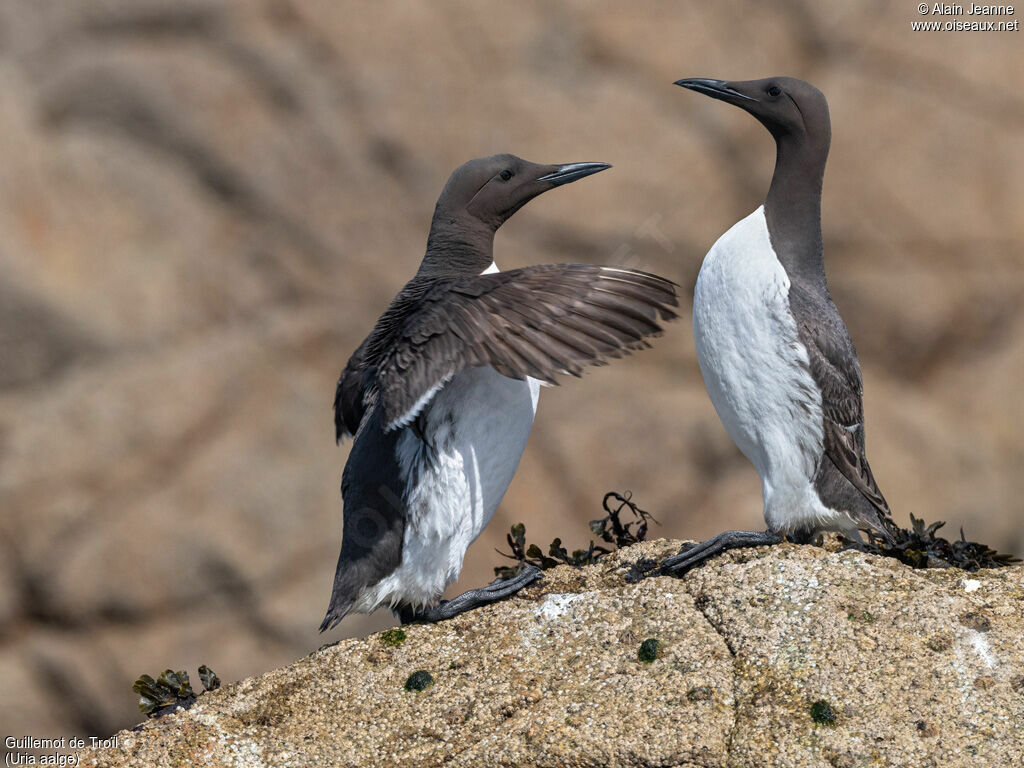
396, 565, 543, 624
659, 530, 784, 576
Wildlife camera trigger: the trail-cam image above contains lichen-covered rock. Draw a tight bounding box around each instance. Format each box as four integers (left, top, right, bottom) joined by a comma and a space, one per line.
79, 541, 1024, 767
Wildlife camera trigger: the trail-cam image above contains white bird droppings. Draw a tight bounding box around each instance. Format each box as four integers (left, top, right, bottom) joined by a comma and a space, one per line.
536, 592, 588, 621
970, 631, 996, 670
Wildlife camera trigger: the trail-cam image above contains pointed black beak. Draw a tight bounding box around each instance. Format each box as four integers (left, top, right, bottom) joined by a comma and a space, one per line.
674, 78, 758, 104
536, 162, 611, 187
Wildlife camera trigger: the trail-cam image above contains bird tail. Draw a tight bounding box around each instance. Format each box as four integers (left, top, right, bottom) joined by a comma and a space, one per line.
319, 557, 358, 633
319, 593, 355, 633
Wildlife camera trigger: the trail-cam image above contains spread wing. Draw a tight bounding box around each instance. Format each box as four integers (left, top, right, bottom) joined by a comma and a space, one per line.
792, 287, 892, 523
374, 264, 678, 432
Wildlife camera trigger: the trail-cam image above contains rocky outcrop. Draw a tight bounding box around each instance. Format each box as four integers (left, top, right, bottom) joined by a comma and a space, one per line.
80, 541, 1024, 767
2, 0, 1023, 744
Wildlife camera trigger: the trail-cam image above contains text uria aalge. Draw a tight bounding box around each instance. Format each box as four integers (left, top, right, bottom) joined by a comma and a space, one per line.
931, 3, 1015, 13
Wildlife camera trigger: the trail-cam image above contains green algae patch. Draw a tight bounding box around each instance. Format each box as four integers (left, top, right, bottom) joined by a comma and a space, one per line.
404, 670, 434, 692
810, 699, 837, 726
380, 628, 407, 648
638, 638, 661, 664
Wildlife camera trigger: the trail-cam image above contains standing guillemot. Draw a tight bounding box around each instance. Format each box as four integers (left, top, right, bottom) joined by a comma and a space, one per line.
660, 77, 899, 576
322, 154, 678, 629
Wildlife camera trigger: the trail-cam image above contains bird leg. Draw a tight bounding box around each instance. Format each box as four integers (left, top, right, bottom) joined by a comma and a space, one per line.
786, 528, 820, 546
660, 530, 783, 576
396, 565, 543, 625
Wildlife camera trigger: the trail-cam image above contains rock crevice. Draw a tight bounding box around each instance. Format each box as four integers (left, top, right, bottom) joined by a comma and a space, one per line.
681, 576, 742, 768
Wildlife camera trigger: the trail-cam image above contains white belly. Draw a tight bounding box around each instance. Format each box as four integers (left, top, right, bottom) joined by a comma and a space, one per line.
693, 206, 848, 534
353, 367, 540, 612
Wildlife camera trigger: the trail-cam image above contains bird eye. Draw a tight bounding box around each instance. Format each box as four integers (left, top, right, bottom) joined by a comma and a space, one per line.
767, 85, 782, 98
499, 170, 513, 181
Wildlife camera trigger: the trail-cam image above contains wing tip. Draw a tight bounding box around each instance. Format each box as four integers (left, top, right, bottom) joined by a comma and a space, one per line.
597, 265, 682, 292
860, 513, 898, 546
593, 270, 681, 316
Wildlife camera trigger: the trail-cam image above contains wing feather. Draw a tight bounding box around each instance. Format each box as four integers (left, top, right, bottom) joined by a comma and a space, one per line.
790, 283, 893, 530
373, 264, 678, 431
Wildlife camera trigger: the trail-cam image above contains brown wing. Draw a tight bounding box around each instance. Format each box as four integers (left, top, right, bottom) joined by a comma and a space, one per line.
792, 287, 892, 524
334, 339, 370, 442
374, 264, 678, 432
333, 279, 438, 441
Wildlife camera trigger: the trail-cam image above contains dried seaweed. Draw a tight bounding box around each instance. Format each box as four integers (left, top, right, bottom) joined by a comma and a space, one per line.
133, 664, 221, 716
198, 664, 221, 692
494, 491, 657, 578
592, 491, 659, 547
132, 669, 194, 716
494, 491, 1016, 582
842, 514, 1019, 571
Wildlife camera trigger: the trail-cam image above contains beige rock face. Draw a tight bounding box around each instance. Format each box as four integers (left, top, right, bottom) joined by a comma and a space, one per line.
1, 0, 1022, 745
80, 542, 1024, 768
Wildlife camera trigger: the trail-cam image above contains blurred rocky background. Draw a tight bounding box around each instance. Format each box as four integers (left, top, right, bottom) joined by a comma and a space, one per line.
0, 0, 1021, 749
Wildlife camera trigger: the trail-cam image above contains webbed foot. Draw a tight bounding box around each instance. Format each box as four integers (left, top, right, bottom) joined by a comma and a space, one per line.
397, 565, 543, 624
659, 530, 783, 577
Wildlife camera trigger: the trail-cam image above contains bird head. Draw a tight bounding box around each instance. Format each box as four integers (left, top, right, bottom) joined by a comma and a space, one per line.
436, 154, 611, 231
674, 77, 830, 148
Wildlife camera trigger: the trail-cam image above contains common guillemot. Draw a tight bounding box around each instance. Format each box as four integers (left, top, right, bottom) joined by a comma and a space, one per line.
322, 154, 678, 629
661, 77, 899, 576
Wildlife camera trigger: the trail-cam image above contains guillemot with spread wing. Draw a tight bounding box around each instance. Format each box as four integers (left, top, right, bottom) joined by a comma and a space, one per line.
322, 154, 678, 629
661, 77, 898, 576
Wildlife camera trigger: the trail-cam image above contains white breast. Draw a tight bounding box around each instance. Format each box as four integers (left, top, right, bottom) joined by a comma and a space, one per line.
693, 206, 849, 534
351, 368, 539, 613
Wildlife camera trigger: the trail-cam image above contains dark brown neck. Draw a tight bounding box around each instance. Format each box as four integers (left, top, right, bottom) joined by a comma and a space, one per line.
418, 209, 495, 278
763, 133, 828, 287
